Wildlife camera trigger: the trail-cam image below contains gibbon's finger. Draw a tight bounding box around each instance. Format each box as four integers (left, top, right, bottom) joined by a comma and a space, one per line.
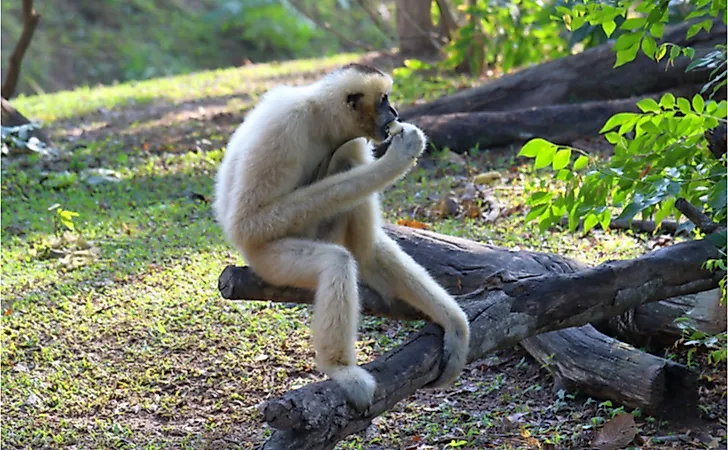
387, 121, 404, 136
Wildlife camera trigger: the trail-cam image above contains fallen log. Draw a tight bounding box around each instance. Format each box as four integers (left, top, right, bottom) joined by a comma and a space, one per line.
400, 20, 726, 120
520, 324, 698, 415
408, 92, 700, 153
596, 288, 726, 349
219, 225, 721, 449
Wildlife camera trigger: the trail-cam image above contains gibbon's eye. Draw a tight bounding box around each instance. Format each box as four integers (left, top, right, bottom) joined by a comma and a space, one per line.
347, 93, 364, 109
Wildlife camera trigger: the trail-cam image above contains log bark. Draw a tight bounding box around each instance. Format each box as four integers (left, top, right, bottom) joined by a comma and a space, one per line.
407, 92, 702, 153
400, 19, 727, 120
520, 325, 698, 415
596, 288, 726, 349
218, 225, 722, 449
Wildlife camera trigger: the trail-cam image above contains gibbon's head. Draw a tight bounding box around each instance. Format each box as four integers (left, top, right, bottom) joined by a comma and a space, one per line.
319, 63, 399, 143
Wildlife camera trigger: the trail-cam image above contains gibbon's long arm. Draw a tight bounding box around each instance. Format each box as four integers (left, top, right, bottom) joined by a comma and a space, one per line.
238, 152, 409, 246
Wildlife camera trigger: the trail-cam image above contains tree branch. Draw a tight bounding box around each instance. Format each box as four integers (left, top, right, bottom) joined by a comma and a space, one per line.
675, 197, 725, 235
2, 0, 40, 100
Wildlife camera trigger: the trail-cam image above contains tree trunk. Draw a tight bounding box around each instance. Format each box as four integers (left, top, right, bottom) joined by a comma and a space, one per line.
218, 225, 722, 449
521, 325, 697, 415
396, 0, 439, 58
400, 19, 727, 120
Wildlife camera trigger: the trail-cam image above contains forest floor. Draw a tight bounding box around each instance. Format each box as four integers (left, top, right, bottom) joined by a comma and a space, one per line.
2, 53, 726, 450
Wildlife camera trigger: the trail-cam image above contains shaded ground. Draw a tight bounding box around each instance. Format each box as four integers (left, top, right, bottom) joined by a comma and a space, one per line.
2, 55, 726, 450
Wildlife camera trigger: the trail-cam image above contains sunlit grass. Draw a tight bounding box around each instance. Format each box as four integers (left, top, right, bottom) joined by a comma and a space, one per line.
13, 53, 362, 123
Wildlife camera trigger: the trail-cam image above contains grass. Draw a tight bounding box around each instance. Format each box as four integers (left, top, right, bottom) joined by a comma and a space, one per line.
2, 55, 725, 449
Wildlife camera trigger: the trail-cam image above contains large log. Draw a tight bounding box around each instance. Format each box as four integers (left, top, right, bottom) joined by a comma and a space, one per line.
520, 324, 698, 414
218, 225, 722, 449
400, 20, 727, 120
408, 91, 701, 153
597, 288, 726, 348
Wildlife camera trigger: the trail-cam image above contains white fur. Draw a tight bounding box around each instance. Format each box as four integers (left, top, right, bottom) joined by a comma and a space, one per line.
213, 66, 470, 409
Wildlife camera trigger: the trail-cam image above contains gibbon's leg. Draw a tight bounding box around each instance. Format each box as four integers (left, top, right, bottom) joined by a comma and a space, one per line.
322, 139, 394, 303
245, 238, 376, 409
364, 232, 470, 388
327, 138, 470, 387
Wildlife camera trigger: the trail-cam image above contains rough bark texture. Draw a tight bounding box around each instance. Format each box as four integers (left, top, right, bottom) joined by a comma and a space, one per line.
596, 288, 726, 348
400, 20, 727, 120
520, 325, 698, 416
408, 92, 702, 153
218, 225, 722, 449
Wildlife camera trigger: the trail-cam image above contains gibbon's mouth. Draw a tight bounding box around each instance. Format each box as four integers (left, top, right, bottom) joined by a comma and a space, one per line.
374, 119, 397, 143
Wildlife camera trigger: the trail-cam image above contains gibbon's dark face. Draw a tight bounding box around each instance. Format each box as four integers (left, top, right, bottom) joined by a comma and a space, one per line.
347, 91, 399, 143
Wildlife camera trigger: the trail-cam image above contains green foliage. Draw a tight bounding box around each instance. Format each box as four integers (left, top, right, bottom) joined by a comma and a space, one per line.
442, 0, 570, 75
519, 93, 727, 234
555, 0, 725, 67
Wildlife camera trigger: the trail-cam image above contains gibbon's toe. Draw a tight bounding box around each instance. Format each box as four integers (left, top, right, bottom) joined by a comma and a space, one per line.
387, 121, 404, 136
330, 365, 377, 411
428, 329, 469, 389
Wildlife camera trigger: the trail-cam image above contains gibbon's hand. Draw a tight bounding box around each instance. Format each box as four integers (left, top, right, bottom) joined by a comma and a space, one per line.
383, 122, 426, 166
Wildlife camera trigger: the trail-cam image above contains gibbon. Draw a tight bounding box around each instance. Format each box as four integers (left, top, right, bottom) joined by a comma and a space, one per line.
213, 64, 470, 410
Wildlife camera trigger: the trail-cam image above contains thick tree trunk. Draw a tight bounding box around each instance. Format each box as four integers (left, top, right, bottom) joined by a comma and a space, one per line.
521, 325, 697, 415
218, 225, 722, 449
596, 288, 726, 349
408, 90, 701, 152
396, 0, 439, 58
400, 19, 727, 120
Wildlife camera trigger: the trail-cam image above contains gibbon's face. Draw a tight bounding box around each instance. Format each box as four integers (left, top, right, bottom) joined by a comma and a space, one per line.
346, 88, 399, 143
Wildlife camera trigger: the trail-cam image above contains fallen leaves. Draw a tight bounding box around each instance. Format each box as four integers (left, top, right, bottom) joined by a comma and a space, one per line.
590, 413, 637, 450
41, 231, 101, 270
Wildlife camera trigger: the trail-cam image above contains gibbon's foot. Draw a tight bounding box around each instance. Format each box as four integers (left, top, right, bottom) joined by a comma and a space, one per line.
428, 328, 469, 389
328, 365, 377, 411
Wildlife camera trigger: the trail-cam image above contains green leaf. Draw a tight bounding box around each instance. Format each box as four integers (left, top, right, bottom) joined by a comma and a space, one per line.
552, 148, 572, 170
641, 35, 657, 59
615, 44, 640, 68
526, 203, 549, 222
650, 22, 665, 38
613, 32, 640, 51
692, 94, 705, 114
715, 101, 727, 119
528, 191, 552, 206
573, 155, 589, 171
519, 138, 555, 158
598, 210, 611, 231
655, 43, 668, 61
655, 197, 675, 226
617, 200, 644, 222
600, 112, 638, 133
677, 97, 692, 114
640, 120, 661, 134
583, 213, 599, 234
620, 17, 646, 30
534, 145, 557, 169
636, 98, 660, 113
669, 45, 681, 62
659, 93, 675, 109
602, 20, 617, 37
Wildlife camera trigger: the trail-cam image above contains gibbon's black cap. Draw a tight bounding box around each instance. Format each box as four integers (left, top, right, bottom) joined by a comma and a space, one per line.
339, 63, 386, 76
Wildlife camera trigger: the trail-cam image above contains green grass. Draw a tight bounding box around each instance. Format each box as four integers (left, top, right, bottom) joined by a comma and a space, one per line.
12, 53, 362, 123
2, 56, 708, 449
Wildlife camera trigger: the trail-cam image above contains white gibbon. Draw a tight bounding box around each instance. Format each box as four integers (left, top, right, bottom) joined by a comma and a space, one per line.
213, 63, 470, 410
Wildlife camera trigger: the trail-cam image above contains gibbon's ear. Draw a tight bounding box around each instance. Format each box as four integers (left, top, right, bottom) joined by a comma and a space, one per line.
347, 93, 364, 110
